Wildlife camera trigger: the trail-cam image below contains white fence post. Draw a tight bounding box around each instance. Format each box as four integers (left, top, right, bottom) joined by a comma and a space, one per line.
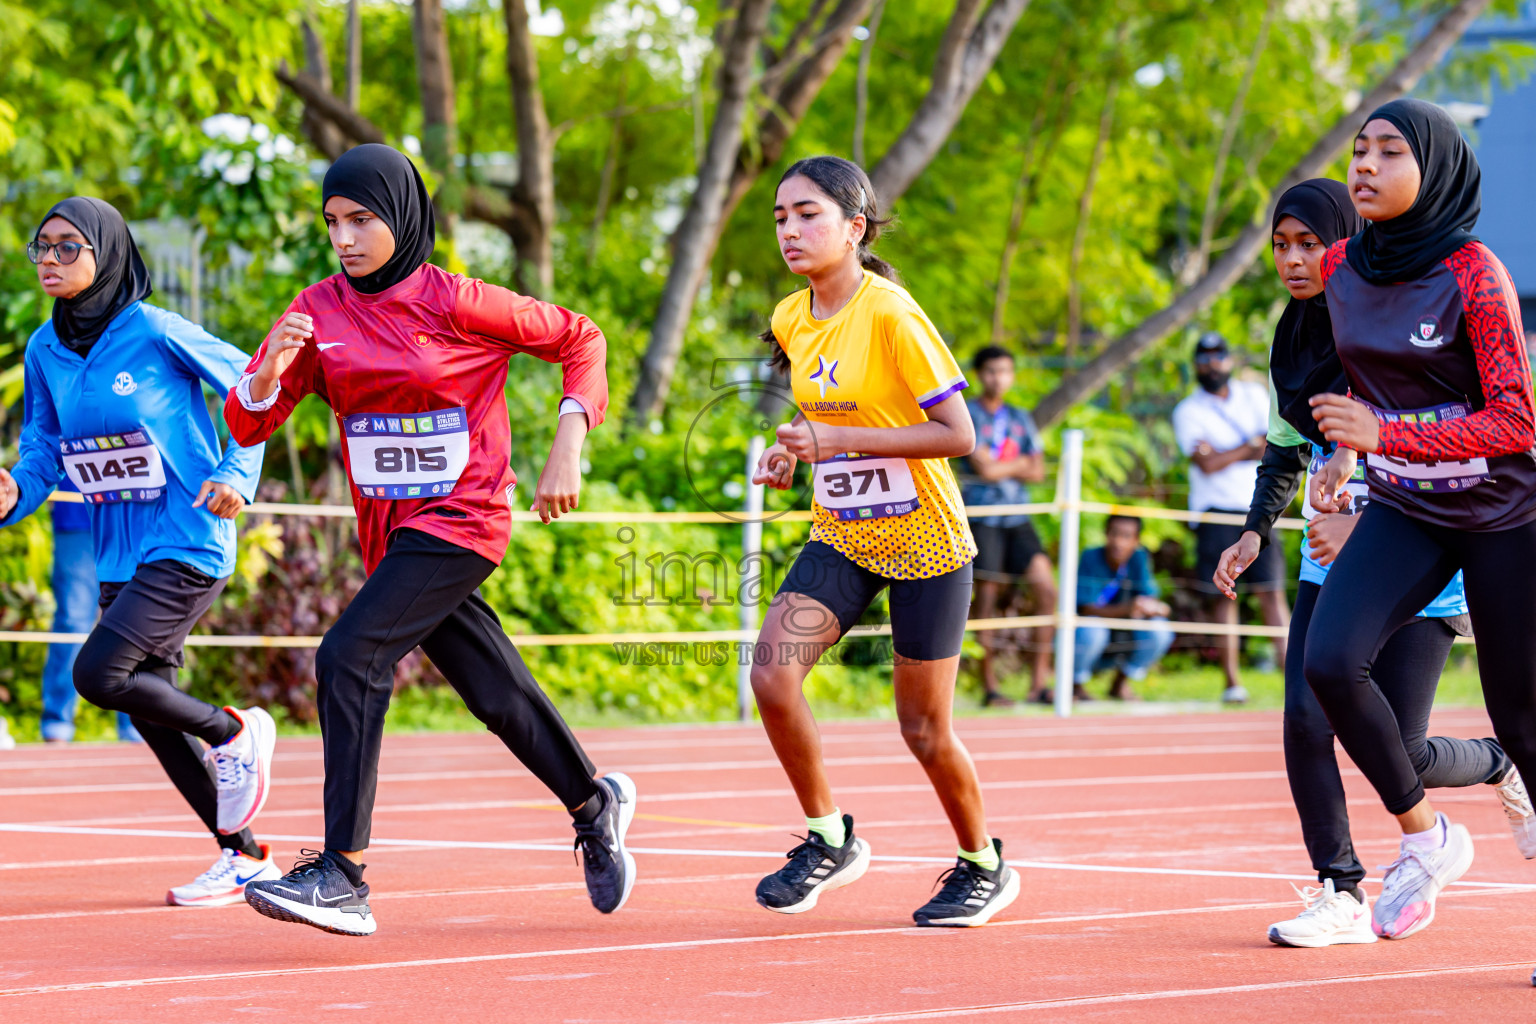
738, 434, 766, 722
1053, 429, 1085, 718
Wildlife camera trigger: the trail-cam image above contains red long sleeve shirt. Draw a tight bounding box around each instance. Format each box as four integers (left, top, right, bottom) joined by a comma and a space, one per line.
224, 264, 608, 572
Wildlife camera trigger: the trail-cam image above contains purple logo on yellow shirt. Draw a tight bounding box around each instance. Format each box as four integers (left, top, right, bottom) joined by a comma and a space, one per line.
809, 355, 839, 399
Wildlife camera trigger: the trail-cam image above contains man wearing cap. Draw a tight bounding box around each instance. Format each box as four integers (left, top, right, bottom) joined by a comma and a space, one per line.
1171, 332, 1289, 703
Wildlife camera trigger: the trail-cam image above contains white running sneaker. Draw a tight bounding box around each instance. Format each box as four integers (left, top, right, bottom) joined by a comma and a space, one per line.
1492, 766, 1536, 859
1267, 878, 1377, 947
1372, 813, 1474, 940
207, 706, 277, 835
168, 845, 281, 907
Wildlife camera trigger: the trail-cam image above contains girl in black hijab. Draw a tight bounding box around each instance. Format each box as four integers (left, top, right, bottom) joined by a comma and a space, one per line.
226, 143, 631, 937
1299, 98, 1536, 950
35, 196, 153, 355
7, 196, 280, 907
1213, 175, 1515, 948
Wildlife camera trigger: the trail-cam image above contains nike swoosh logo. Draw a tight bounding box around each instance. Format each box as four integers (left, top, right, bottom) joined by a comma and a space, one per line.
317, 892, 355, 904
316, 342, 345, 351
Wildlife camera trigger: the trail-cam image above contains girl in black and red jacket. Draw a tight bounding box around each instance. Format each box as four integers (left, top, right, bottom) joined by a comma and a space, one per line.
1303, 99, 1536, 948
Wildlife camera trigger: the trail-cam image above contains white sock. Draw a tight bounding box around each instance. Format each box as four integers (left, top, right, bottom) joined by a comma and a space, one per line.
1403, 816, 1446, 851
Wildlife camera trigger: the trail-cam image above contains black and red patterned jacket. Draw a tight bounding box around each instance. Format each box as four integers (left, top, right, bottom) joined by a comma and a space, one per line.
1322, 238, 1536, 531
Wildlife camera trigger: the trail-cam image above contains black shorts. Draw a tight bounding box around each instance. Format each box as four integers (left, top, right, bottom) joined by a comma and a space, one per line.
776, 541, 973, 661
1193, 513, 1285, 594
971, 521, 1045, 582
98, 560, 227, 667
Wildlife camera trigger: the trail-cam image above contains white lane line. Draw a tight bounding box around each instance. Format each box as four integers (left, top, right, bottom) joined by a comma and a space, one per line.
0, 868, 845, 923
0, 721, 1299, 771
3, 822, 1533, 890
2, 892, 1526, 1000
0, 748, 1286, 799
762, 961, 1536, 1023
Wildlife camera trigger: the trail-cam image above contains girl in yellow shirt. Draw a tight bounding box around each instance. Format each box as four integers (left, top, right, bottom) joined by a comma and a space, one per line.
749, 156, 1017, 927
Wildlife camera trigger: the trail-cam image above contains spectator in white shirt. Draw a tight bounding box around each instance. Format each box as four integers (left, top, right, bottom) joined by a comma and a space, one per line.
1171, 332, 1290, 703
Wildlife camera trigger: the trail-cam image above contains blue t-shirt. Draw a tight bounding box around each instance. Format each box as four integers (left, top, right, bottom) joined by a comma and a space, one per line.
1300, 443, 1467, 617
2, 301, 265, 582
1076, 546, 1158, 610
961, 400, 1041, 528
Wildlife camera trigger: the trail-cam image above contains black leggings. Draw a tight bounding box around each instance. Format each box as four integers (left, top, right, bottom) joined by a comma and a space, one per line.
1285, 581, 1506, 888
74, 626, 254, 853
1305, 502, 1536, 815
316, 527, 598, 851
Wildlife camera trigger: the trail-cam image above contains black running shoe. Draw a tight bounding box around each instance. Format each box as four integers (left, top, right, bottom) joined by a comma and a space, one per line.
245, 849, 376, 936
756, 814, 871, 914
912, 839, 1020, 927
574, 772, 637, 914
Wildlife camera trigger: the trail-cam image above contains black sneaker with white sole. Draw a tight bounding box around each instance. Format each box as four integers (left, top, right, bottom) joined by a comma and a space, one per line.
245, 849, 376, 936
574, 772, 637, 914
756, 814, 871, 914
912, 838, 1020, 927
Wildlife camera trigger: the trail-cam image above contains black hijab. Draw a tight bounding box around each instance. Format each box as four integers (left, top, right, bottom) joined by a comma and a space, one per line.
1344, 98, 1480, 285
321, 144, 436, 294
1270, 179, 1362, 445
36, 197, 153, 355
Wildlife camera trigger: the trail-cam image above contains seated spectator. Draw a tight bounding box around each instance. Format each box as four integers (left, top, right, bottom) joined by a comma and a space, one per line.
1075, 515, 1173, 700
960, 345, 1057, 706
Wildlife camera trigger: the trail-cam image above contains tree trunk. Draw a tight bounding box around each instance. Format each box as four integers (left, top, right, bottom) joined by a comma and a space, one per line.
412, 0, 459, 240
299, 17, 345, 160
868, 0, 1032, 203
345, 0, 361, 109
1031, 0, 1493, 426
852, 0, 886, 166
1181, 0, 1276, 286
588, 55, 631, 260
991, 68, 1075, 344
504, 0, 556, 296
628, 0, 776, 423
1064, 75, 1118, 359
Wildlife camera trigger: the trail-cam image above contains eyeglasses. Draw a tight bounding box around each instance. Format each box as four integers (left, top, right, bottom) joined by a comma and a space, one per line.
26, 240, 94, 266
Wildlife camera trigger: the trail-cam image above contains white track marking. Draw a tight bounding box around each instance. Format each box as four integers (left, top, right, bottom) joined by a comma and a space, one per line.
1, 893, 1526, 999
0, 750, 1290, 799
762, 961, 1536, 1023
3, 822, 1533, 890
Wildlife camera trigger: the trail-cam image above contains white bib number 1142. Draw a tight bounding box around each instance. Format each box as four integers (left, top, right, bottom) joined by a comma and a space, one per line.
59, 428, 167, 504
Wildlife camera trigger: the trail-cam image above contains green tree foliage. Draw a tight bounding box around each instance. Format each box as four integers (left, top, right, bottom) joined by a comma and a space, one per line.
0, 1, 1528, 732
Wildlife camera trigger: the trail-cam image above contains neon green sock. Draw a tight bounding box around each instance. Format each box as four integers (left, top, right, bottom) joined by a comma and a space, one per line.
958, 839, 999, 872
806, 810, 846, 848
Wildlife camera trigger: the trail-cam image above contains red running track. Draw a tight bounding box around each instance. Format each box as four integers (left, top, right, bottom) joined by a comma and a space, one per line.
2, 709, 1534, 1022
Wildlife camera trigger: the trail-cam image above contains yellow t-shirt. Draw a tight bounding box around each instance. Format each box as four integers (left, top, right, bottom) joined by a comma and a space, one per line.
772, 272, 977, 579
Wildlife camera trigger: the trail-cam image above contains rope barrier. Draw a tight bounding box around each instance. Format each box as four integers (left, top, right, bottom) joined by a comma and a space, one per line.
43, 491, 1305, 530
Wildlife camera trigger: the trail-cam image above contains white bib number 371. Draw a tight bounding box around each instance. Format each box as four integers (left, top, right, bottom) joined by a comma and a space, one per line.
343, 407, 470, 500
813, 454, 921, 522
60, 428, 167, 503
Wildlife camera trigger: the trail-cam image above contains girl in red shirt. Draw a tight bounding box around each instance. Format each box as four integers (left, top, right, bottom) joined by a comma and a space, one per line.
226, 144, 634, 936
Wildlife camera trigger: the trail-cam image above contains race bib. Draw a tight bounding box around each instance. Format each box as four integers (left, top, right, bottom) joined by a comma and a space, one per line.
343, 407, 470, 500
1364, 401, 1491, 494
813, 454, 920, 521
1302, 446, 1369, 519
59, 428, 167, 503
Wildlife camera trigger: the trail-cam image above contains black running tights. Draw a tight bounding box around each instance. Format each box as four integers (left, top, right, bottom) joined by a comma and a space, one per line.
1305, 502, 1536, 816
1285, 581, 1506, 889
316, 528, 599, 852
74, 631, 255, 853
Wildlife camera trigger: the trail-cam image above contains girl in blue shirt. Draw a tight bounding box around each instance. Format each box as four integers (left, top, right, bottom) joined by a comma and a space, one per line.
0, 198, 280, 907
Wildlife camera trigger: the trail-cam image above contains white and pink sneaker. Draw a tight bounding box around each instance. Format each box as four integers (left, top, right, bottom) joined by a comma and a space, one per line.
207, 706, 276, 835
1372, 813, 1473, 940
1267, 878, 1377, 947
168, 845, 281, 906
